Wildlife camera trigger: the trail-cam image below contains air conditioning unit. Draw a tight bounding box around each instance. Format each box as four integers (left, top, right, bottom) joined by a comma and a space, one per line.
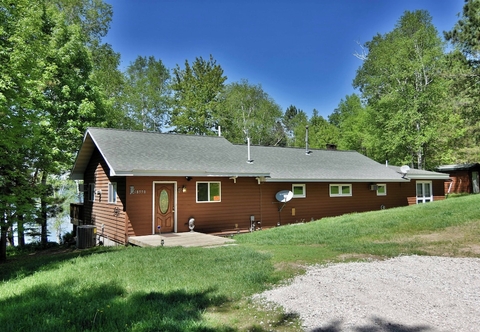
370, 185, 378, 191
77, 225, 96, 249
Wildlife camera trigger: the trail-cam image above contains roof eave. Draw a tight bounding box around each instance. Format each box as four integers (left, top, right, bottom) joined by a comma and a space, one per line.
114, 170, 271, 178
264, 178, 409, 183
404, 174, 451, 180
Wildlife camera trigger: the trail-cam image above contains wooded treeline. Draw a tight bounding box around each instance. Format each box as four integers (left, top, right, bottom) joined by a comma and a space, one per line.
1, 0, 479, 260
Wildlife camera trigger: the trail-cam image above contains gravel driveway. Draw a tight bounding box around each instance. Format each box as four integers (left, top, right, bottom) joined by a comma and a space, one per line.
254, 256, 480, 331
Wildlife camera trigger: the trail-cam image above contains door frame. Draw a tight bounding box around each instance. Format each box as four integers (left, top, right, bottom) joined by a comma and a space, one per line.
416, 181, 433, 204
152, 181, 177, 234
472, 171, 479, 194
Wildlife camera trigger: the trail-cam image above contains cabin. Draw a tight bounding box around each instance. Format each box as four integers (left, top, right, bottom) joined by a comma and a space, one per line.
436, 163, 480, 195
70, 128, 449, 246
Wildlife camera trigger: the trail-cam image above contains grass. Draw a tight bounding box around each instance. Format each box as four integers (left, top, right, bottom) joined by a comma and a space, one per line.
1, 194, 480, 331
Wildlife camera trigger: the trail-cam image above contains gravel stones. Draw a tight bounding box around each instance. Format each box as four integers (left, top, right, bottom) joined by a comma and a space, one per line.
254, 256, 480, 331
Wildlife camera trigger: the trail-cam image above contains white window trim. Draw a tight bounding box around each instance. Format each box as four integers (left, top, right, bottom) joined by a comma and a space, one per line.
292, 184, 306, 198
416, 181, 433, 204
88, 183, 95, 202
329, 184, 352, 197
376, 184, 387, 196
108, 182, 117, 203
196, 181, 221, 203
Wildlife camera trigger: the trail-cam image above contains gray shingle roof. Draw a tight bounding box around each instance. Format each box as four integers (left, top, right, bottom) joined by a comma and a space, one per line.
388, 166, 450, 180
70, 128, 440, 183
436, 163, 480, 172
247, 145, 406, 182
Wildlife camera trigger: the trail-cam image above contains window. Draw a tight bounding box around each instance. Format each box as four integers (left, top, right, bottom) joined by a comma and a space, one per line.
197, 182, 221, 202
108, 182, 117, 203
329, 184, 352, 197
416, 181, 432, 203
376, 184, 387, 196
88, 183, 95, 202
292, 184, 306, 198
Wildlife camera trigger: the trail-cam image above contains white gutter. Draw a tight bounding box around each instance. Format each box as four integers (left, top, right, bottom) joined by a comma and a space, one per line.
117, 169, 271, 178
264, 178, 410, 183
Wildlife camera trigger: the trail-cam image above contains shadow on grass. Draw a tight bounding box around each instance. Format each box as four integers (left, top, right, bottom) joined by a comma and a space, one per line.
0, 278, 236, 331
0, 246, 118, 282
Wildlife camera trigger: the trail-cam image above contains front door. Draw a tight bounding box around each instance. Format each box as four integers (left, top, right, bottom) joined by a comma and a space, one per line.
155, 183, 174, 233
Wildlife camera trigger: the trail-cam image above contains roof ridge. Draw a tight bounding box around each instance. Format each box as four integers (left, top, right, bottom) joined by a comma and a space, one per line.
234, 143, 360, 153
87, 127, 227, 140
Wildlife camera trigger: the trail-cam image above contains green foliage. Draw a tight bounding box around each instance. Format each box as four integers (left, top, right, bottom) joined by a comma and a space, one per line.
444, 0, 480, 60
289, 109, 338, 149
443, 0, 480, 163
354, 10, 450, 169
0, 0, 109, 259
170, 55, 227, 135
307, 109, 339, 149
286, 109, 308, 147
329, 94, 368, 152
220, 79, 284, 145
121, 56, 171, 131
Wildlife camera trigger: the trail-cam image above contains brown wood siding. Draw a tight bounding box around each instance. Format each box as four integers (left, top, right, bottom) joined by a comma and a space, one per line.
84, 148, 127, 244
444, 170, 471, 194
259, 182, 416, 226
124, 177, 263, 235
82, 148, 447, 242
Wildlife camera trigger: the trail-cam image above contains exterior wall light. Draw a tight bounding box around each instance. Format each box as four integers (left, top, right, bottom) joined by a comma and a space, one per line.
188, 218, 195, 232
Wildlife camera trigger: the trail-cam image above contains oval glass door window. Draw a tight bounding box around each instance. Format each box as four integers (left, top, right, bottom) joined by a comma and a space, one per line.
159, 189, 169, 214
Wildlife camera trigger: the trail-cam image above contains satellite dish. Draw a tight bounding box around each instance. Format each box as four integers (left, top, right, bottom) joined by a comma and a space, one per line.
400, 165, 410, 174
275, 190, 293, 203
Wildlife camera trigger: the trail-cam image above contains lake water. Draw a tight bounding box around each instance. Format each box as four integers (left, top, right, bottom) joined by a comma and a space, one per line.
10, 216, 73, 246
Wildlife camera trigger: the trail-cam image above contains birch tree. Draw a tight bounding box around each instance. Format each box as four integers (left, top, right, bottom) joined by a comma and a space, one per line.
353, 10, 450, 169
220, 79, 284, 145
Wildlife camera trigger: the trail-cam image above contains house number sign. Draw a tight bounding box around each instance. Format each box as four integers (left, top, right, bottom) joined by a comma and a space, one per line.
129, 186, 146, 195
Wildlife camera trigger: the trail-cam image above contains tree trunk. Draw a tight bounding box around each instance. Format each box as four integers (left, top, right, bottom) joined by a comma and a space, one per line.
417, 150, 423, 170
17, 214, 25, 247
41, 173, 48, 247
1, 217, 8, 263
7, 226, 14, 247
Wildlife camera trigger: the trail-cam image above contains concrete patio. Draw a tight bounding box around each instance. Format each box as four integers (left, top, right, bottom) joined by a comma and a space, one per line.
128, 232, 236, 248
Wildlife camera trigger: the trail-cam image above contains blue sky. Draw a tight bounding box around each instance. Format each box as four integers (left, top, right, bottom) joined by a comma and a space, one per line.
103, 0, 464, 118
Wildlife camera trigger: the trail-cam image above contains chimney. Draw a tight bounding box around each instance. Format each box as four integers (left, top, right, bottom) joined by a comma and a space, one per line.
247, 137, 253, 163
326, 144, 337, 150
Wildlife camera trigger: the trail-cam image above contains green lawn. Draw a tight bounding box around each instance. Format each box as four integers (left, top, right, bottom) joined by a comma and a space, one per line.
1, 194, 479, 331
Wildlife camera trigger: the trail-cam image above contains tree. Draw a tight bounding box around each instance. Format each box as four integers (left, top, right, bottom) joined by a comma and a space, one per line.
307, 110, 339, 149
444, 0, 480, 62
0, 0, 106, 259
1, 0, 53, 259
121, 56, 171, 131
51, 0, 125, 130
289, 111, 309, 148
444, 0, 480, 162
220, 79, 284, 145
170, 55, 227, 135
329, 94, 368, 152
353, 10, 450, 169
283, 105, 300, 139
282, 106, 308, 147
